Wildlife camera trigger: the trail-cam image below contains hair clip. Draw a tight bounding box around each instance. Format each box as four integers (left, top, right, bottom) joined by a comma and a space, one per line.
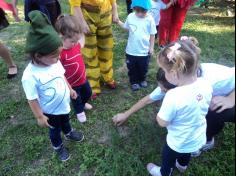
167, 43, 181, 61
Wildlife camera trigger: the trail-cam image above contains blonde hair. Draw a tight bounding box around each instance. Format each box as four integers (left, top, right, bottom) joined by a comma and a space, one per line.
158, 38, 201, 75
55, 14, 83, 38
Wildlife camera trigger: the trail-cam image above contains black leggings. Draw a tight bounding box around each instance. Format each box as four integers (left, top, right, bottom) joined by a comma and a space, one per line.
206, 106, 235, 141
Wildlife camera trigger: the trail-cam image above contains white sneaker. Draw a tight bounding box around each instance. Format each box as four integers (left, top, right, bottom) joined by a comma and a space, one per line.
84, 103, 93, 110
175, 160, 187, 173
147, 163, 162, 176
77, 112, 87, 123
202, 138, 215, 152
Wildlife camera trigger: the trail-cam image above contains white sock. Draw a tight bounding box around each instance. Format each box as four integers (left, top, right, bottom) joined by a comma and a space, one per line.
77, 112, 87, 123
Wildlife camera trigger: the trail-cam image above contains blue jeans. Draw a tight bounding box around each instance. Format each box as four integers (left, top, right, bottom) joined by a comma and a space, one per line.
46, 114, 72, 148
71, 81, 92, 114
126, 54, 150, 85
161, 144, 191, 176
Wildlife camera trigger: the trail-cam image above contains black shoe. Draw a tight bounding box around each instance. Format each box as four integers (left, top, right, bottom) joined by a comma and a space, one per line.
55, 145, 70, 162
131, 84, 141, 91
140, 81, 148, 88
65, 130, 84, 142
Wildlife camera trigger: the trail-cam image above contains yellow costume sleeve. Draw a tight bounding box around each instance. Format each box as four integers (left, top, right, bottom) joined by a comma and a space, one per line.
69, 0, 81, 7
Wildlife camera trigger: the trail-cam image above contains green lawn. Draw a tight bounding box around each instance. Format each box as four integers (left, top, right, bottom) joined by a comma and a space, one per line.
0, 0, 235, 176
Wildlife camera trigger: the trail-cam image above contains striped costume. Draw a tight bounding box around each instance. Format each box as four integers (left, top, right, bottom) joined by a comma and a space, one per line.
69, 0, 115, 94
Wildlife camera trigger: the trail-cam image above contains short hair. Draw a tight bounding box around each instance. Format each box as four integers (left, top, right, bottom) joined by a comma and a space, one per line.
156, 68, 176, 90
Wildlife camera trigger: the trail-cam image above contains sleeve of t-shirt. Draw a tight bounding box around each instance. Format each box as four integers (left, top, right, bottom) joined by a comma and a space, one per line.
149, 87, 166, 101
69, 0, 81, 7
22, 74, 39, 101
158, 91, 176, 122
149, 16, 157, 35
160, 1, 167, 9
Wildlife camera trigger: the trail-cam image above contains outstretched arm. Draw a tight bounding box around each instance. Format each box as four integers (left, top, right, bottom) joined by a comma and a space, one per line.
113, 95, 155, 126
112, 2, 119, 23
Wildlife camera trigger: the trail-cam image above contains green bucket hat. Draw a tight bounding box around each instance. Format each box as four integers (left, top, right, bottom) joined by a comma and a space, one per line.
25, 10, 62, 55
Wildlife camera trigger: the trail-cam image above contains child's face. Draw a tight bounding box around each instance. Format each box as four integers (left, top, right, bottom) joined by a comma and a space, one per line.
62, 34, 80, 49
35, 51, 60, 66
134, 7, 148, 18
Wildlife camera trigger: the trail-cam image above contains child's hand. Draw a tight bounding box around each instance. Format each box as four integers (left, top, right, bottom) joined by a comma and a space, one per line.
37, 115, 52, 128
149, 47, 154, 55
70, 89, 78, 100
112, 113, 129, 126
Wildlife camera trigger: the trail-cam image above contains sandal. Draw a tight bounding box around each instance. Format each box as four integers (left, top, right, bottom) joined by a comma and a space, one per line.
7, 65, 18, 79
147, 163, 162, 176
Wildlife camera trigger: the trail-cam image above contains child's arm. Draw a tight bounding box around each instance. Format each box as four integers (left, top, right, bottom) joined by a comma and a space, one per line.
156, 115, 169, 127
64, 76, 78, 100
28, 100, 52, 128
79, 34, 85, 48
149, 35, 155, 55
113, 95, 155, 126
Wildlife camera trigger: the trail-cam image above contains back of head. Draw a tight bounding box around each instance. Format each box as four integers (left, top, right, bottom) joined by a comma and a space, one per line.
55, 14, 83, 38
158, 39, 201, 76
156, 68, 176, 90
25, 10, 62, 55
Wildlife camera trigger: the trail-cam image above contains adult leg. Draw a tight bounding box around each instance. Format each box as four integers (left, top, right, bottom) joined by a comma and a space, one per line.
0, 42, 17, 78
97, 11, 115, 86
206, 107, 235, 141
126, 0, 132, 14
159, 1, 173, 46
169, 5, 188, 43
81, 8, 101, 94
45, 0, 61, 26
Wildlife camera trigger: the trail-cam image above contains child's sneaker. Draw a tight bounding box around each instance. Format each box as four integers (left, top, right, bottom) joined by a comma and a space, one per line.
85, 103, 93, 110
55, 145, 70, 162
65, 130, 84, 142
131, 84, 141, 91
175, 160, 188, 173
140, 81, 148, 88
77, 112, 87, 123
201, 138, 215, 152
147, 163, 162, 176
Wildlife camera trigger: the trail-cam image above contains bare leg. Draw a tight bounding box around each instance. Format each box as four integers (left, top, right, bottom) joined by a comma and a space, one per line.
0, 42, 17, 78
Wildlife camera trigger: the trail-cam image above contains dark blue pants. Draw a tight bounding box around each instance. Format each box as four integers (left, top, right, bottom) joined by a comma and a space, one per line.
126, 54, 150, 85
126, 0, 132, 14
71, 81, 92, 115
206, 106, 235, 141
46, 114, 72, 148
161, 144, 191, 176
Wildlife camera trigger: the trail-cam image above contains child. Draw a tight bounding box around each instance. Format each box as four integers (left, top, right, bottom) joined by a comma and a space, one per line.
55, 14, 92, 123
113, 68, 175, 126
149, 0, 173, 39
147, 40, 213, 175
117, 0, 157, 91
22, 11, 84, 162
24, 0, 61, 26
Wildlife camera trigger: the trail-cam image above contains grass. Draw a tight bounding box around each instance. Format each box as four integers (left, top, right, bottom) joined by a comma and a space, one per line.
0, 0, 235, 176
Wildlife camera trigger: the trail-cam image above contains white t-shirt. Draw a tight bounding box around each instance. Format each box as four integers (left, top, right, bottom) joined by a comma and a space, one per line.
124, 13, 157, 56
22, 61, 71, 115
149, 0, 167, 26
201, 63, 235, 96
150, 63, 235, 101
158, 78, 213, 153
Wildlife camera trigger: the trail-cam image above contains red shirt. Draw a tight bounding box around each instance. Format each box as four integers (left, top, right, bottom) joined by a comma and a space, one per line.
60, 43, 87, 87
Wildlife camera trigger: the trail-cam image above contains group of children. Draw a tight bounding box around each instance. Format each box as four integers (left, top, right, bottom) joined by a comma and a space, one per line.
19, 0, 235, 175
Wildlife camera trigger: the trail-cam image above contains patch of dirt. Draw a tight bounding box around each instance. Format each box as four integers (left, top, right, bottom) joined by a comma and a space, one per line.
116, 126, 130, 138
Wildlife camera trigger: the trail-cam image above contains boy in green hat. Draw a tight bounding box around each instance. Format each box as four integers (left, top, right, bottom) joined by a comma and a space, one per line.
116, 0, 157, 91
22, 10, 84, 162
